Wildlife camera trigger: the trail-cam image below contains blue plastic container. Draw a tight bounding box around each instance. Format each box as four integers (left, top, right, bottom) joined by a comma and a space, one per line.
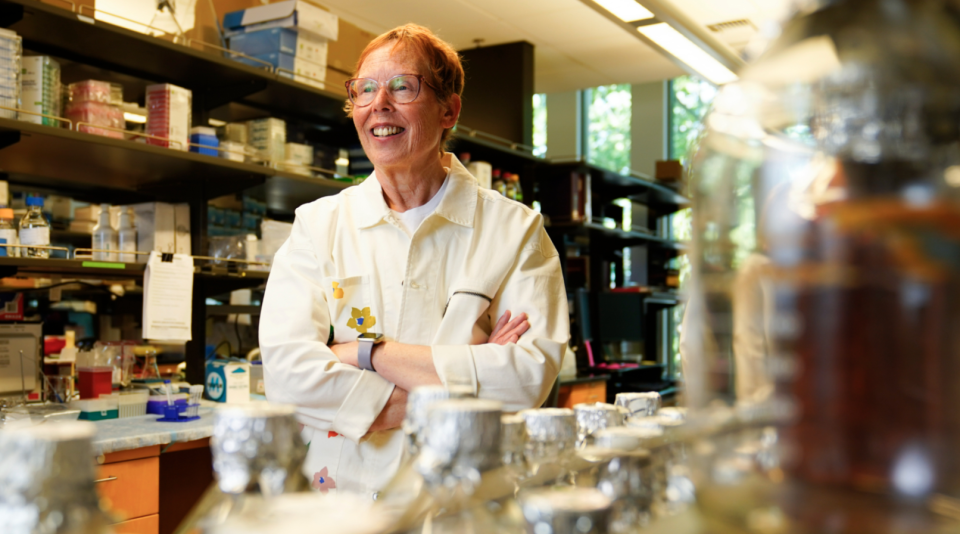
229, 27, 297, 57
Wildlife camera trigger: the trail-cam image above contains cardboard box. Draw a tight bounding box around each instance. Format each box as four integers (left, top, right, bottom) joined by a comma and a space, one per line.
655, 160, 683, 183
174, 203, 192, 255
224, 0, 338, 41
205, 359, 250, 403
130, 202, 176, 262
327, 18, 377, 73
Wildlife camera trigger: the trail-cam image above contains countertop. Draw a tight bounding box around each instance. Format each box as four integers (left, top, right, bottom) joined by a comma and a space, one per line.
91, 407, 217, 456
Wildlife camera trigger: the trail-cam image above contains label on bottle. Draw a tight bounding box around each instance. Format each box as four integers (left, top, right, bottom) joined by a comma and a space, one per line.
92, 234, 118, 262
0, 229, 18, 257
120, 238, 136, 263
19, 226, 49, 246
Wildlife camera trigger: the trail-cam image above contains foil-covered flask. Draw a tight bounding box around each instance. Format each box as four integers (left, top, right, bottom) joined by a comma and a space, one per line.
0, 421, 111, 534
414, 399, 503, 493
519, 487, 612, 534
579, 448, 654, 533
613, 392, 661, 418
501, 414, 530, 486
573, 403, 627, 448
402, 385, 473, 458
518, 408, 577, 484
210, 403, 308, 497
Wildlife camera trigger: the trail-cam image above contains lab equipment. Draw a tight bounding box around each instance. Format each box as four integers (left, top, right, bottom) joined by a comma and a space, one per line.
92, 203, 118, 261
117, 207, 137, 263
19, 195, 50, 258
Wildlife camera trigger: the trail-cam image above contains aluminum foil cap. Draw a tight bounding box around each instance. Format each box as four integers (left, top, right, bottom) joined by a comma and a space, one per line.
592, 427, 651, 451
415, 399, 502, 488
0, 421, 110, 534
501, 413, 527, 460
520, 487, 612, 534
614, 392, 662, 418
212, 403, 307, 497
403, 385, 473, 454
519, 407, 577, 445
657, 407, 686, 422
574, 402, 627, 446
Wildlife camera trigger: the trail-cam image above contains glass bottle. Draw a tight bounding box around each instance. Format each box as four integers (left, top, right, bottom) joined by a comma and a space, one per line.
504, 173, 517, 200
512, 173, 524, 203
117, 207, 137, 263
492, 169, 506, 196
0, 421, 112, 534
0, 207, 19, 257
92, 203, 118, 261
686, 0, 960, 531
19, 195, 49, 258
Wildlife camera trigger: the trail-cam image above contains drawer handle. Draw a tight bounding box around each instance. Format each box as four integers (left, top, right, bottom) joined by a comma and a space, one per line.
94, 476, 118, 483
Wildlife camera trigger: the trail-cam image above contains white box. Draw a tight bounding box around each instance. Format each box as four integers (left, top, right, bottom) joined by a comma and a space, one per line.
296, 32, 328, 65
130, 202, 176, 262
467, 161, 493, 190
248, 118, 286, 163
20, 56, 59, 126
173, 203, 191, 255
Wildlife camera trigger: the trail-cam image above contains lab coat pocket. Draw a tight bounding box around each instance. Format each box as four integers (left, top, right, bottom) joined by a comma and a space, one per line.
322, 275, 379, 344
434, 282, 495, 345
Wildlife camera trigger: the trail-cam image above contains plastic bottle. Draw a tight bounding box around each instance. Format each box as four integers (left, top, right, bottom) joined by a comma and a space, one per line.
504, 172, 517, 200
19, 196, 50, 258
0, 207, 19, 257
117, 207, 137, 263
92, 203, 118, 261
59, 329, 78, 362
512, 173, 524, 203
492, 169, 506, 196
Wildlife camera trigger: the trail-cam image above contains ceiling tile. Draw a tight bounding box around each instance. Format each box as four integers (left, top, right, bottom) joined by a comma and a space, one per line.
456, 0, 583, 20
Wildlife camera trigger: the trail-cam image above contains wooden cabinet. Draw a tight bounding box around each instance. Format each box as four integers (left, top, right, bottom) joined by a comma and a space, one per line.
114, 514, 159, 534
557, 379, 607, 408
96, 446, 160, 525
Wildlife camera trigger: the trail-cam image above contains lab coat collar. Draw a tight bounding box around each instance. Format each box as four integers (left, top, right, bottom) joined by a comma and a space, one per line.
355, 153, 477, 229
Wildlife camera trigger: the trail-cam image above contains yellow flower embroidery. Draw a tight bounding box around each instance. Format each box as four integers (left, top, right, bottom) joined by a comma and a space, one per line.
347, 307, 376, 334
332, 281, 344, 299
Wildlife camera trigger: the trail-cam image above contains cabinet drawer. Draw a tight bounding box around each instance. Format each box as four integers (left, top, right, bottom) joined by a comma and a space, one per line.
113, 513, 158, 534
558, 380, 607, 408
96, 457, 159, 522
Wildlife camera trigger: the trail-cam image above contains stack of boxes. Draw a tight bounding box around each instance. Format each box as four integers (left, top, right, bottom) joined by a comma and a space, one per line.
247, 117, 286, 165
224, 0, 338, 90
145, 83, 192, 151
20, 56, 60, 126
64, 80, 124, 139
0, 29, 19, 120
283, 142, 314, 175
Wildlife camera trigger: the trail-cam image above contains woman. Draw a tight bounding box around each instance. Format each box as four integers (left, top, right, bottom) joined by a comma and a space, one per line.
259, 24, 569, 497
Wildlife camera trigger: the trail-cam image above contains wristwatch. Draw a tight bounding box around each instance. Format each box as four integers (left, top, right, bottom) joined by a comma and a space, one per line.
357, 333, 384, 371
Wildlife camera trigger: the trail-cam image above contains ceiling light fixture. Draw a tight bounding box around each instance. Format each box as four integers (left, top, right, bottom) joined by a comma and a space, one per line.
593, 0, 654, 22
581, 0, 745, 86
638, 23, 738, 85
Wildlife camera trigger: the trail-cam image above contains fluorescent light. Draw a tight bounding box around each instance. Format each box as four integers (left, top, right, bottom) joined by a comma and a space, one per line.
639, 23, 738, 85
208, 118, 227, 127
594, 0, 654, 22
335, 157, 350, 167
123, 112, 147, 123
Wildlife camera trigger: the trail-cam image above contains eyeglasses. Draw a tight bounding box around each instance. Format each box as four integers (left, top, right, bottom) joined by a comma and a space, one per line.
345, 74, 430, 107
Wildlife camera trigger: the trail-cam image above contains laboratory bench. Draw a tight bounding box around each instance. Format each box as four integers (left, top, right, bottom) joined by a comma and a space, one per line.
89, 408, 217, 534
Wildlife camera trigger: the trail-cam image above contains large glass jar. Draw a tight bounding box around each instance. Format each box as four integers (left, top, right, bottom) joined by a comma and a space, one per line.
685, 0, 960, 531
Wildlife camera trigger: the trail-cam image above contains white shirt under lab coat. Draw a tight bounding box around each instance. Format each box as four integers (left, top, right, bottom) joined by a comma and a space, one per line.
258, 154, 568, 496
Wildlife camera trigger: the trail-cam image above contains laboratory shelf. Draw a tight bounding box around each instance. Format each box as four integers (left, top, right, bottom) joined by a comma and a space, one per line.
0, 0, 352, 126
256, 171, 353, 216
548, 221, 688, 252
544, 161, 690, 213
448, 128, 544, 172
0, 117, 268, 202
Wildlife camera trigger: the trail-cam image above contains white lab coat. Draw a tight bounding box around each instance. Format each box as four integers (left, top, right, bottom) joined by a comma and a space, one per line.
258, 154, 568, 497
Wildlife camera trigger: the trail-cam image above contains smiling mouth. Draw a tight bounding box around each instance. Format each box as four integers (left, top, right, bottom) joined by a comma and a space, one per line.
372, 126, 405, 138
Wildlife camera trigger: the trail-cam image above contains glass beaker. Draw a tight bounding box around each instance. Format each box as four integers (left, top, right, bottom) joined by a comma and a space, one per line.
685, 0, 960, 531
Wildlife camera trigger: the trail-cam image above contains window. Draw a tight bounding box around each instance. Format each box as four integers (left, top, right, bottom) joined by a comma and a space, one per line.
532, 93, 547, 158
667, 75, 717, 378
586, 84, 632, 175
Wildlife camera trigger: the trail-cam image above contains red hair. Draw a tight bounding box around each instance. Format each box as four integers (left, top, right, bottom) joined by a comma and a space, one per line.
345, 24, 465, 150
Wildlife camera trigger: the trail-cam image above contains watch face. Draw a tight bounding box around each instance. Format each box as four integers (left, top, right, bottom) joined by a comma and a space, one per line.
358, 333, 382, 341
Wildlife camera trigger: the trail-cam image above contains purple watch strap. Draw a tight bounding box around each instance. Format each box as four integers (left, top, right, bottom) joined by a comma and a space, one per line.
358, 339, 375, 371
